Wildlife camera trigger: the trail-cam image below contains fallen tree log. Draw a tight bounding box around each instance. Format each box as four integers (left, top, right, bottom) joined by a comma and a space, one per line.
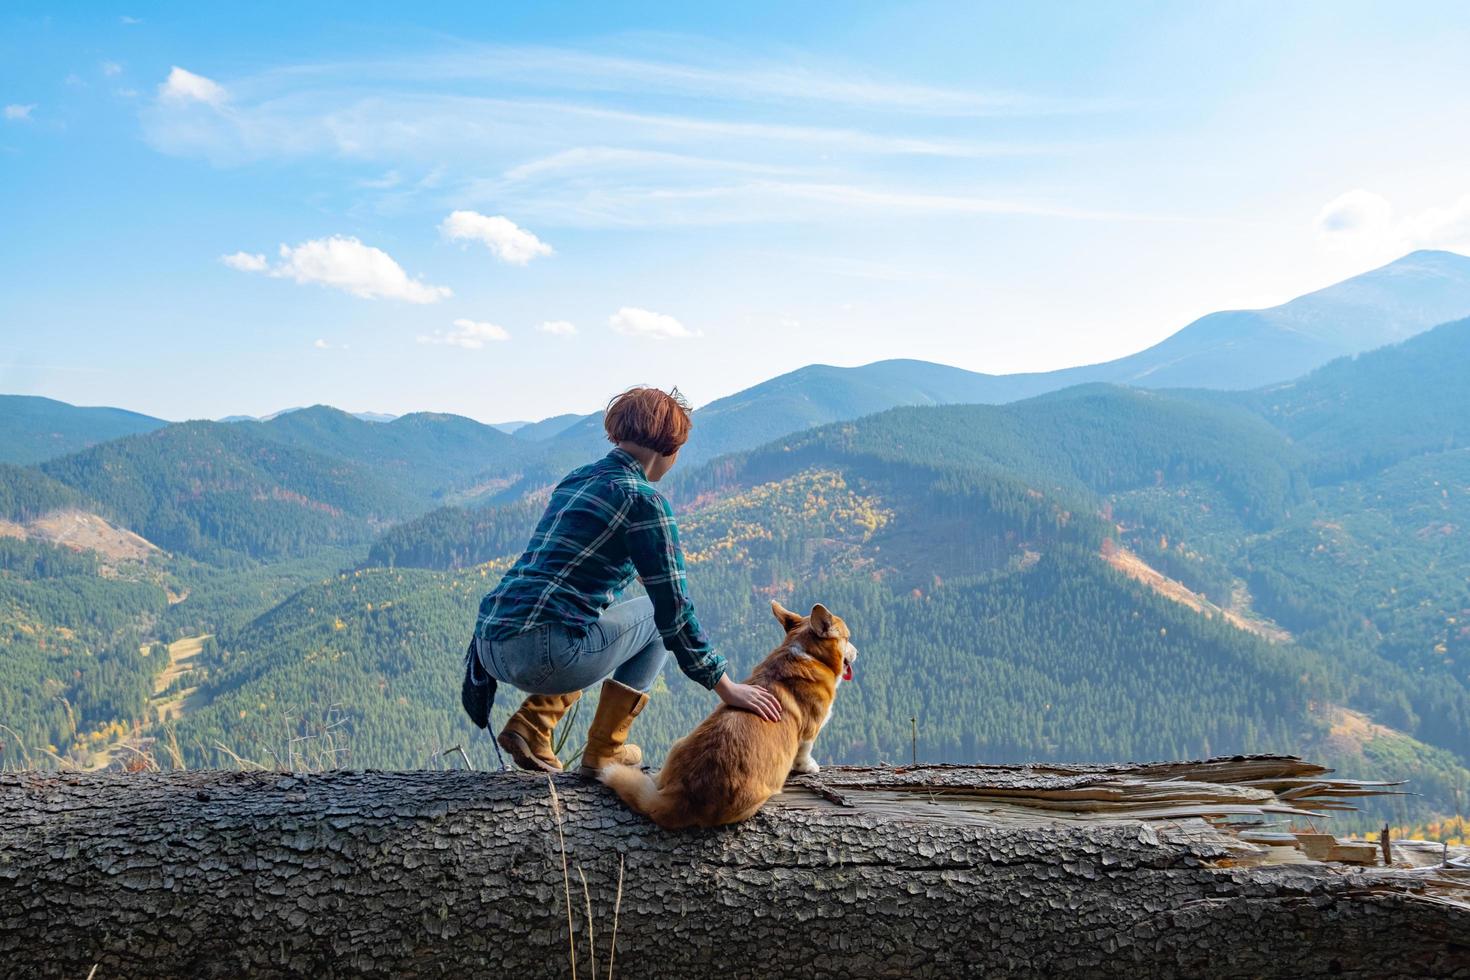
1, 755, 1466, 979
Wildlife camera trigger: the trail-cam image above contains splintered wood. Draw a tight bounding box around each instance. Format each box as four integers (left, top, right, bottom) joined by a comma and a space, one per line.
781, 754, 1452, 872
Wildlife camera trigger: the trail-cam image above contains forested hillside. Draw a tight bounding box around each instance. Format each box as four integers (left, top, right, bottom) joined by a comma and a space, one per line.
40, 422, 418, 562
247, 406, 537, 501
0, 464, 86, 521
0, 395, 166, 466
0, 529, 170, 766
1241, 315, 1470, 481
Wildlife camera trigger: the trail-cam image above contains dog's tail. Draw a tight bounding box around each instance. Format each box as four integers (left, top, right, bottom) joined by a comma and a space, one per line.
597, 764, 692, 829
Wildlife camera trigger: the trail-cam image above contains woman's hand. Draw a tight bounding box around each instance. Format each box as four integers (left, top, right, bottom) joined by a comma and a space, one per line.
715, 674, 783, 722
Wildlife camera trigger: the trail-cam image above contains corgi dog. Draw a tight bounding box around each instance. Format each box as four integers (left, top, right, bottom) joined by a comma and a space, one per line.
599, 600, 857, 829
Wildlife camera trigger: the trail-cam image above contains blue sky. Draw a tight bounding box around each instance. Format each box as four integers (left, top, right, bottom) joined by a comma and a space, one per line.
4, 2, 1470, 423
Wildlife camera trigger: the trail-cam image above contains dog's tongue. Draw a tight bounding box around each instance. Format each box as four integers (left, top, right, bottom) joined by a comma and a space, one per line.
843, 663, 854, 682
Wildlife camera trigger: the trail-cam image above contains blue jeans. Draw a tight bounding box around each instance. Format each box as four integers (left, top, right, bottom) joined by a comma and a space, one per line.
477, 596, 670, 695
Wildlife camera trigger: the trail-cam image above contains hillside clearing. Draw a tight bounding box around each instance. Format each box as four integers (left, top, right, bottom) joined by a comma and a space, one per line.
0, 509, 157, 563
151, 634, 209, 724
85, 635, 211, 769
1104, 545, 1292, 644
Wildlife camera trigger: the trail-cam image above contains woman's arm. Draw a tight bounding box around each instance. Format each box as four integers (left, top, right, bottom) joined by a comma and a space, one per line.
625, 487, 780, 720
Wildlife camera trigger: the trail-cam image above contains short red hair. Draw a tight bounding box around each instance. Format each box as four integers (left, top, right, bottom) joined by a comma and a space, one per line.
604, 386, 692, 456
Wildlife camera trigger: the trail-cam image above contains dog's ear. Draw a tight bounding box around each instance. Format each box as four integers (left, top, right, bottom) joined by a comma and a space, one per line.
809, 603, 835, 637
771, 599, 803, 633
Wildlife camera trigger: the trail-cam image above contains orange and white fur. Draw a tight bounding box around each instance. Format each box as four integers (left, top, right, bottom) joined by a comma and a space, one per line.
599, 600, 857, 829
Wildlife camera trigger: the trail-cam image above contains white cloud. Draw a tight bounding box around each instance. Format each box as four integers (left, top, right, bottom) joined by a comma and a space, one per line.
4, 104, 35, 121
222, 236, 449, 303
419, 318, 510, 348
537, 320, 577, 336
1314, 189, 1401, 258
1314, 188, 1470, 256
440, 210, 553, 265
313, 339, 329, 349
102, 61, 123, 77
271, 236, 449, 303
119, 15, 142, 25
159, 67, 227, 106
1316, 189, 1393, 237
1402, 193, 1470, 254
609, 307, 694, 340
220, 251, 267, 272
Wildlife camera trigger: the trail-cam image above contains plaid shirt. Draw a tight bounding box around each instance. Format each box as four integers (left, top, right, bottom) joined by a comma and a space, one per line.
475, 447, 728, 690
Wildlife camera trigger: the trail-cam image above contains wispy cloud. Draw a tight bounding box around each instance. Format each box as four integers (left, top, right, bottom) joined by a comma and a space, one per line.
358, 169, 401, 189
220, 251, 268, 272
3, 104, 35, 122
459, 176, 1158, 229
101, 61, 123, 78
269, 41, 1111, 118
537, 319, 577, 336
224, 236, 450, 303
139, 42, 1123, 229
145, 88, 1063, 167
609, 307, 694, 340
419, 318, 510, 348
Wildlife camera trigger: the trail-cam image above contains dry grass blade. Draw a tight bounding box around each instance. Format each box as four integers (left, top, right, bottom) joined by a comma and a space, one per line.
211, 741, 268, 771
38, 747, 80, 771
547, 776, 577, 980
160, 724, 186, 771
0, 723, 35, 769
578, 864, 597, 979
608, 852, 624, 980
562, 741, 586, 771
117, 744, 159, 773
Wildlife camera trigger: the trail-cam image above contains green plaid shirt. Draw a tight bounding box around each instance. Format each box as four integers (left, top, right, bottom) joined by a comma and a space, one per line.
475, 447, 728, 690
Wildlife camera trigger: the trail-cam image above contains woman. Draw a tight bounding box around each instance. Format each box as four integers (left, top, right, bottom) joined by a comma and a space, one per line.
473, 386, 782, 776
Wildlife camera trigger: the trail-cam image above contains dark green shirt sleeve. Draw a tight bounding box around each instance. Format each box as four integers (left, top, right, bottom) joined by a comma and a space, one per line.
623, 488, 728, 690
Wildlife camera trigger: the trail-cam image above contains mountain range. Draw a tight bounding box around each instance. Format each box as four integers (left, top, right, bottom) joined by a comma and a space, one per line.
669, 249, 1470, 466
220, 408, 399, 424
9, 251, 1469, 482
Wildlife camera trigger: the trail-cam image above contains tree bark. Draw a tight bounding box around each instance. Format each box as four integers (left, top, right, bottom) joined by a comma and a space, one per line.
1, 755, 1466, 980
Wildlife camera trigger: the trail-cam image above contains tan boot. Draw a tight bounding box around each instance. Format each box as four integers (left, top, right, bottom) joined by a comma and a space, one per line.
498, 691, 581, 773
577, 679, 648, 777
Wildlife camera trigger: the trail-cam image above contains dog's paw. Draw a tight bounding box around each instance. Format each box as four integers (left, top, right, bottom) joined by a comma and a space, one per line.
791, 756, 820, 775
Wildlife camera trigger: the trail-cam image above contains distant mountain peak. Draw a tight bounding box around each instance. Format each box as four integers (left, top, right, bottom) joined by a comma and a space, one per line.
222, 405, 398, 424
